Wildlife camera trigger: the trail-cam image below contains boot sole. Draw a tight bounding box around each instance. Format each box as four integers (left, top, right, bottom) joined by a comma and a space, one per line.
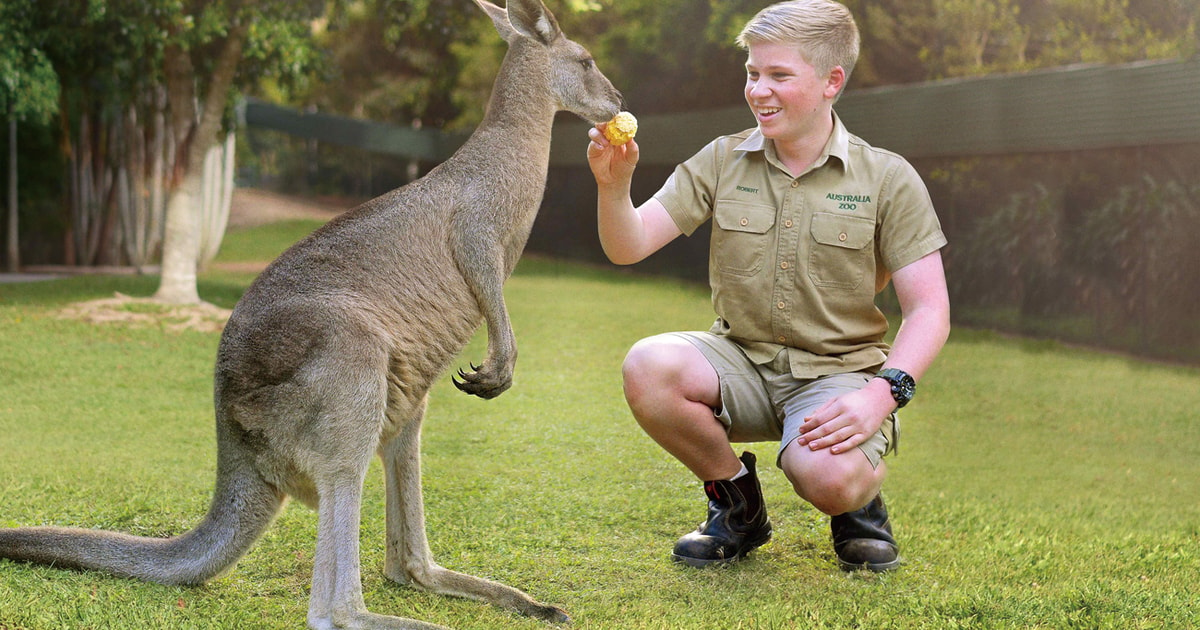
670, 530, 773, 568
837, 555, 901, 573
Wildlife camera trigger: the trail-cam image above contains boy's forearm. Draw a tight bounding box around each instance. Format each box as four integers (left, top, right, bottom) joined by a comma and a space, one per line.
596, 184, 645, 265
883, 305, 950, 382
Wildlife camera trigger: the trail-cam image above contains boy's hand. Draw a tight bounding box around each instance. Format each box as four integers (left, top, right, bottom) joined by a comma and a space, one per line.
796, 379, 896, 455
587, 125, 639, 186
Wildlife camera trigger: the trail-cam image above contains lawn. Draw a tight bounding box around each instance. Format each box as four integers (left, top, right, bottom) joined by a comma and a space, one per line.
1, 218, 1198, 629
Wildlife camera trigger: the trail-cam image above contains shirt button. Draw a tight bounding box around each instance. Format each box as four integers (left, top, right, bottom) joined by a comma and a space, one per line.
838, 232, 848, 242
790, 180, 800, 188
780, 261, 790, 270
784, 219, 793, 228
778, 336, 788, 343
777, 301, 786, 309
739, 217, 749, 226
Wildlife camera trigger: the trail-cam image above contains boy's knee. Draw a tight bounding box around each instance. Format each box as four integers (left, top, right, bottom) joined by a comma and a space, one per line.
622, 336, 685, 391
789, 474, 858, 515
622, 338, 670, 409
781, 448, 881, 516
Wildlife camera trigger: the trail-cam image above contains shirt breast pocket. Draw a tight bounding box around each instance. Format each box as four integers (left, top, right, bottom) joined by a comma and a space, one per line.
712, 201, 777, 276
808, 213, 874, 290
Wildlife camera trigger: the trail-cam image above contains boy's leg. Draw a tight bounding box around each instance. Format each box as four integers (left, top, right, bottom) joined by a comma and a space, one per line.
774, 371, 900, 571
621, 333, 741, 480
622, 332, 777, 566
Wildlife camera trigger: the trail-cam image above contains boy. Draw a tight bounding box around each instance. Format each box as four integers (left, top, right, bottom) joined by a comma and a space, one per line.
585, 0, 950, 571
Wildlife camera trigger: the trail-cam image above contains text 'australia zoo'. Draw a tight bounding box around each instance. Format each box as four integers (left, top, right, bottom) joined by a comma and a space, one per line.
827, 192, 872, 211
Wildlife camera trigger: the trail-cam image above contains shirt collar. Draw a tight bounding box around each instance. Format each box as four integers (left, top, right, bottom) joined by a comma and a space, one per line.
734, 111, 851, 175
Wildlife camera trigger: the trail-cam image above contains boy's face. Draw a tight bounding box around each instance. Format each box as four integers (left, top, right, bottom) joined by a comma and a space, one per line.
744, 41, 843, 145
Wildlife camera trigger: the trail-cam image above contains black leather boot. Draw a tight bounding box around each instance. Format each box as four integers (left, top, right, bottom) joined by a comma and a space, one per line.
671, 451, 772, 567
830, 493, 899, 572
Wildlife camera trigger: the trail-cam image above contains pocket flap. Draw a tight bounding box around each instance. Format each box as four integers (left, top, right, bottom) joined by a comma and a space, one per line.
715, 201, 776, 234
811, 213, 873, 250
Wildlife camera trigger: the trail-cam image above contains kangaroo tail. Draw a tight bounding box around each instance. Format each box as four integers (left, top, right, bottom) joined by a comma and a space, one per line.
0, 420, 285, 586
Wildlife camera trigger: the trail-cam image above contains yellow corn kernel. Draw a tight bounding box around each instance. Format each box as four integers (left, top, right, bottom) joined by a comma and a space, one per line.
603, 111, 638, 146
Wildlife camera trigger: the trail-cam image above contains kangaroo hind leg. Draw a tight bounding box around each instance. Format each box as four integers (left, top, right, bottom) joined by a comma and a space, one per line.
299, 349, 450, 630
305, 464, 449, 630
379, 399, 570, 623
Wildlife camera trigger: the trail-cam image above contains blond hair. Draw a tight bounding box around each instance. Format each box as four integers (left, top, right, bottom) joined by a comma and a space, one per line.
736, 0, 860, 84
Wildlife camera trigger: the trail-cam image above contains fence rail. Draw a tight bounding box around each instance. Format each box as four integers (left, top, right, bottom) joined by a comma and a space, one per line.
244, 58, 1200, 164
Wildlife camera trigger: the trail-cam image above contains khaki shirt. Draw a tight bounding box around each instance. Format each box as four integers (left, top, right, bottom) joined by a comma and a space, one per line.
654, 114, 947, 379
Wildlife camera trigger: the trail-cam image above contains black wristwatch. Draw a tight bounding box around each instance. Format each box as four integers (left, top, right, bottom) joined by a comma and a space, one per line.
875, 368, 916, 408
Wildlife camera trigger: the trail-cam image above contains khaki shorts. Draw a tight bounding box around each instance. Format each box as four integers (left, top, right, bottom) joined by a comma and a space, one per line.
670, 331, 899, 469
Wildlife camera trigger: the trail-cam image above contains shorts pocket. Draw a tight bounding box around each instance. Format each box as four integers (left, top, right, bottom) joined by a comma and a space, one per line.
808, 212, 874, 289
713, 200, 776, 276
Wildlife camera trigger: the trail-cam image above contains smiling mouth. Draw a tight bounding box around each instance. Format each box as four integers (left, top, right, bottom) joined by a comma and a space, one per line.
755, 106, 782, 119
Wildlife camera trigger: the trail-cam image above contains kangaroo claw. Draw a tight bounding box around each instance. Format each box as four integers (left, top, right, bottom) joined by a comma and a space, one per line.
451, 363, 512, 399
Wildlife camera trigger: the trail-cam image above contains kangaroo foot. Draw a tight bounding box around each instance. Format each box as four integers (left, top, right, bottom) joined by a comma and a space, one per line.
307, 609, 449, 630
451, 362, 512, 399
386, 562, 570, 625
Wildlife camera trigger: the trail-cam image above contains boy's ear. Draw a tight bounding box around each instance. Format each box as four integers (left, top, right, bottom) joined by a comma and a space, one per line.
825, 65, 847, 99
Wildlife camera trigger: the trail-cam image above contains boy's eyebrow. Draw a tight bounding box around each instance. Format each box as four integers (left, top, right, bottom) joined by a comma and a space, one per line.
745, 62, 795, 72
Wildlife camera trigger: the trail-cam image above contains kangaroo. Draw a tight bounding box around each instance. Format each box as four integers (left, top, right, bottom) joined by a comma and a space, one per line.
0, 1, 623, 628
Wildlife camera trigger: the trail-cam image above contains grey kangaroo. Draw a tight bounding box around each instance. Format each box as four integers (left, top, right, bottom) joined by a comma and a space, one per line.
0, 1, 623, 628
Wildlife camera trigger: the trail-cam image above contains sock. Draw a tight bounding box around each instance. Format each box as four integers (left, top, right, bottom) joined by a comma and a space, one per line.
729, 462, 750, 481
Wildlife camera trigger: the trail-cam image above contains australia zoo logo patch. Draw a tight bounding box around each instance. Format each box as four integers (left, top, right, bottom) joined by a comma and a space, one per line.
826, 192, 872, 211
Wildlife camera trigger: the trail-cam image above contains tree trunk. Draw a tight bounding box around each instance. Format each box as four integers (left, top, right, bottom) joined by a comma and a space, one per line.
155, 170, 204, 303
199, 132, 235, 268
153, 24, 247, 304
6, 117, 17, 272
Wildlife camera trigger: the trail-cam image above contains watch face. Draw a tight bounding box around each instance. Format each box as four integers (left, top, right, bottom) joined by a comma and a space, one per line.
879, 369, 915, 406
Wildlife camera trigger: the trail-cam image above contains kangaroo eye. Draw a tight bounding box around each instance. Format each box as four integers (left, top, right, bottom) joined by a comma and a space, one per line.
579, 58, 594, 71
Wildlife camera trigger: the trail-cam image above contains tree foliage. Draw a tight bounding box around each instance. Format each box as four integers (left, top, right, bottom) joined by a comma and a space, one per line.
2, 0, 325, 300
850, 0, 1198, 82
299, 0, 1197, 126
298, 0, 480, 129
0, 2, 60, 124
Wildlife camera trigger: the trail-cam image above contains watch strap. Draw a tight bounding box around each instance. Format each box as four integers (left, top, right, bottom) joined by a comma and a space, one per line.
874, 368, 915, 408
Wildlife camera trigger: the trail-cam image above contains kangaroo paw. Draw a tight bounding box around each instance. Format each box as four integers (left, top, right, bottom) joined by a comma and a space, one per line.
451, 364, 512, 399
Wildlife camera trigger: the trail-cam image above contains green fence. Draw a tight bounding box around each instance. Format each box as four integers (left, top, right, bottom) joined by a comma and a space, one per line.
242, 59, 1200, 363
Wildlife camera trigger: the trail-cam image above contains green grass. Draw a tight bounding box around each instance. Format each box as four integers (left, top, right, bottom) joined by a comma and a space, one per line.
1, 220, 1198, 629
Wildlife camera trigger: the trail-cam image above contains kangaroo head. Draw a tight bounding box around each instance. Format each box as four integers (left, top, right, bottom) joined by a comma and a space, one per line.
475, 0, 624, 124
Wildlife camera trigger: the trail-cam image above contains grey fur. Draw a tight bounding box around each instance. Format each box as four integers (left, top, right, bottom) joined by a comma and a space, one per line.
0, 1, 623, 628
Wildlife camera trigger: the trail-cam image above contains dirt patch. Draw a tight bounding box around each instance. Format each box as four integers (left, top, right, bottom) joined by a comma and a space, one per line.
51, 188, 357, 333
227, 188, 356, 227
58, 293, 232, 334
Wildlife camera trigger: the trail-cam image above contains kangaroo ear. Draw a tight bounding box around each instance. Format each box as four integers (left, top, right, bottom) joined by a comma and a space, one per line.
474, 0, 519, 42
505, 0, 561, 45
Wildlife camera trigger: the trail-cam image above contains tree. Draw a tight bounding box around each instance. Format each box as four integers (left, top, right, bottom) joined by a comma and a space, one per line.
1030, 0, 1196, 66
923, 0, 1028, 77
301, 0, 478, 128
299, 0, 764, 126
26, 0, 321, 302
153, 20, 245, 302
153, 0, 323, 304
0, 1, 60, 272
